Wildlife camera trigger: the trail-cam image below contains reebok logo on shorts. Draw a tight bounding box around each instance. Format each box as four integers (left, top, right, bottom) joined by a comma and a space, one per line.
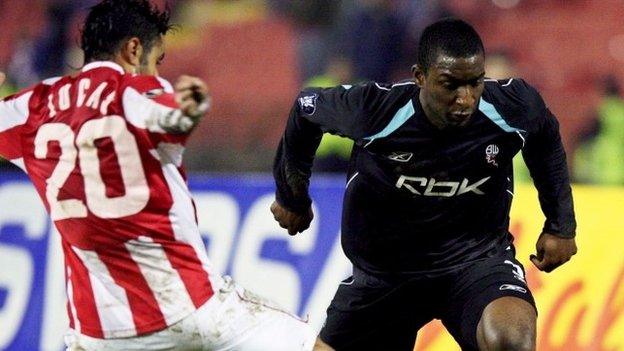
499, 284, 527, 293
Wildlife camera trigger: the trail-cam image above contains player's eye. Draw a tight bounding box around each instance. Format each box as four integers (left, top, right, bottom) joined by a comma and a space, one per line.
441, 81, 456, 90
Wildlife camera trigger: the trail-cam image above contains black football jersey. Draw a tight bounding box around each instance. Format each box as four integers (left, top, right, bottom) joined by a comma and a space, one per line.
274, 78, 576, 275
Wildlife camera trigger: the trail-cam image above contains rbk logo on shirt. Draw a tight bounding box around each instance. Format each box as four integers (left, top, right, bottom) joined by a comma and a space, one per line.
395, 176, 491, 197
387, 152, 414, 162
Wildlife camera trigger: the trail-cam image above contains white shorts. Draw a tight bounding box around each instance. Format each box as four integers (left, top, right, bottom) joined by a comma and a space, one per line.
64, 276, 316, 351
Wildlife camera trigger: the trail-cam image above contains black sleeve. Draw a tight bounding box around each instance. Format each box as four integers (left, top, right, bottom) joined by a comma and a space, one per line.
273, 83, 394, 212
520, 83, 577, 238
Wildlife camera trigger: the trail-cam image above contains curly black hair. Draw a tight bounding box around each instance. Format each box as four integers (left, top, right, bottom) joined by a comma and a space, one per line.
80, 0, 172, 63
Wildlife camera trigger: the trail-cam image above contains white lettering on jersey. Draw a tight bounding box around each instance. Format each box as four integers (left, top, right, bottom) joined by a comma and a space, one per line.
47, 94, 56, 118
395, 176, 427, 195
58, 84, 71, 111
395, 176, 491, 197
34, 123, 88, 220
85, 82, 108, 110
424, 179, 459, 196
48, 80, 114, 116
504, 260, 527, 283
77, 78, 91, 107
100, 92, 116, 115
499, 284, 526, 293
457, 177, 490, 195
34, 116, 149, 219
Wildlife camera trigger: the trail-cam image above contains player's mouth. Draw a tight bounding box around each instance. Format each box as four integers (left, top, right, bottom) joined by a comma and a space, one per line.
447, 111, 473, 126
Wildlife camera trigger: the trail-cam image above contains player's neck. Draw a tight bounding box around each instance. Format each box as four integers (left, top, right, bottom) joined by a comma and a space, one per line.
84, 57, 136, 74
104, 53, 139, 74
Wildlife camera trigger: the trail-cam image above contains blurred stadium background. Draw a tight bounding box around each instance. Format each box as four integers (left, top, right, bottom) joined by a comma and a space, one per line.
0, 0, 623, 350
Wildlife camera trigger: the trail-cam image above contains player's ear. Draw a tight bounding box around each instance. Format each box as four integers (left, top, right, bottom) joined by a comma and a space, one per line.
120, 37, 143, 71
412, 64, 426, 88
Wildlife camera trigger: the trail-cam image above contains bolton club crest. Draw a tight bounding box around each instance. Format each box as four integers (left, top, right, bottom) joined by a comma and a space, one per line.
486, 144, 499, 167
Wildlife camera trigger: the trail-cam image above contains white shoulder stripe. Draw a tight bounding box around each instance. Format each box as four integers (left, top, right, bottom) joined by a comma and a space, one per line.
156, 77, 174, 93
374, 81, 416, 91
0, 91, 32, 132
391, 81, 416, 87
122, 87, 171, 133
346, 172, 359, 188
82, 61, 125, 75
42, 77, 62, 85
484, 78, 514, 86
502, 78, 514, 86
516, 130, 526, 147
374, 83, 391, 91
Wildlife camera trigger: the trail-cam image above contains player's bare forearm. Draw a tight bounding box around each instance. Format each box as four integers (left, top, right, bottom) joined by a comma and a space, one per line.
530, 232, 577, 272
270, 200, 313, 236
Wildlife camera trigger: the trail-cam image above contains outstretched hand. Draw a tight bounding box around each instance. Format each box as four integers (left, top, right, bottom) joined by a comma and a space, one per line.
530, 232, 577, 273
174, 75, 210, 118
270, 200, 313, 236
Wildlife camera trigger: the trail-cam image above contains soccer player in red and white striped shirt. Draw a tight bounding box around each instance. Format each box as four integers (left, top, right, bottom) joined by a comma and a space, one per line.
0, 1, 316, 350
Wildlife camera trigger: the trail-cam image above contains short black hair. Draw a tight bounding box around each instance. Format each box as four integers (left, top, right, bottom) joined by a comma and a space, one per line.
81, 0, 172, 63
417, 18, 484, 72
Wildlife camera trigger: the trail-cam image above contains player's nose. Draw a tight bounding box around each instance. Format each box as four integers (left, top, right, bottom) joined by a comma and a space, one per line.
455, 86, 476, 109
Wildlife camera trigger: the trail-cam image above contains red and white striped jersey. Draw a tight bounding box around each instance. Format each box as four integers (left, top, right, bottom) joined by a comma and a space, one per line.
0, 61, 222, 338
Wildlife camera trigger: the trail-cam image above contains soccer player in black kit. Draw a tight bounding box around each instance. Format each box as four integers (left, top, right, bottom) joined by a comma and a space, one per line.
271, 19, 577, 351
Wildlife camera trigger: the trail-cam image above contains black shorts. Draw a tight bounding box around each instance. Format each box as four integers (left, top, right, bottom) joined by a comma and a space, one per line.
319, 249, 536, 351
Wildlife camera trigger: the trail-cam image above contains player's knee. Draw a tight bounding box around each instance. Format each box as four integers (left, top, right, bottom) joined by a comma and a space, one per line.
478, 296, 536, 351
482, 327, 535, 351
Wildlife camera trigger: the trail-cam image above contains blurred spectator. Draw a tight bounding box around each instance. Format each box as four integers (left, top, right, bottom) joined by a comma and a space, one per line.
574, 75, 624, 185
484, 50, 532, 183
485, 49, 517, 80
0, 74, 16, 98
395, 0, 450, 80
336, 0, 406, 82
305, 56, 356, 173
7, 33, 40, 88
5, 0, 85, 88
270, 0, 343, 81
33, 0, 77, 78
305, 56, 355, 88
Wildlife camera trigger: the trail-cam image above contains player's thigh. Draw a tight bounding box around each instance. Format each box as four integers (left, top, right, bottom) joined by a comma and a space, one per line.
319, 273, 432, 351
441, 253, 536, 351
